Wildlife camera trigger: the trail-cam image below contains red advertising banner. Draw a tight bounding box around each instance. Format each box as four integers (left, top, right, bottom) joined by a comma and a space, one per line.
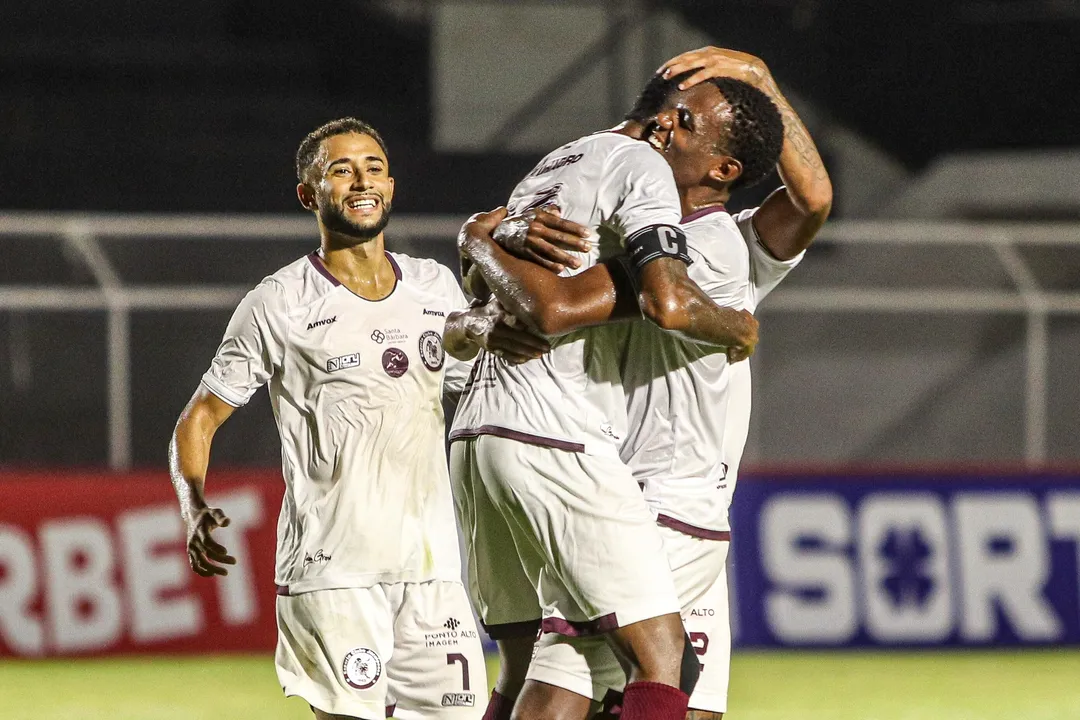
0, 470, 283, 657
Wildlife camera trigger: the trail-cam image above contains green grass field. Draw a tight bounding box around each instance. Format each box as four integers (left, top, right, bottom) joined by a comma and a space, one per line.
2, 650, 1079, 720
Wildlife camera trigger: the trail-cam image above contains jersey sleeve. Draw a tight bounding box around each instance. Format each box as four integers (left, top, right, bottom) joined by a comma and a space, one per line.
603, 141, 684, 237
200, 279, 288, 407
733, 207, 805, 308
437, 265, 475, 399
685, 222, 751, 310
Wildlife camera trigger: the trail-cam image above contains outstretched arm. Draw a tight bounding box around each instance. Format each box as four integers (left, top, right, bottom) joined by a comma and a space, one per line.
169, 387, 238, 577
661, 47, 833, 259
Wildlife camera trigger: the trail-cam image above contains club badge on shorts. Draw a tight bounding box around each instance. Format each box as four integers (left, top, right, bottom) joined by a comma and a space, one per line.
342, 647, 382, 690
419, 330, 445, 371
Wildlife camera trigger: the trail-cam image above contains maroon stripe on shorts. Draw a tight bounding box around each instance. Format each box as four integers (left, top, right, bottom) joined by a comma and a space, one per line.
385, 704, 396, 718
656, 514, 731, 541
541, 613, 618, 637
448, 425, 586, 453
275, 584, 291, 596
482, 619, 541, 640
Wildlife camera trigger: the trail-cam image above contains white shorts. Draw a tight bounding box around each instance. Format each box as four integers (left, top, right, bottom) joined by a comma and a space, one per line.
449, 435, 680, 636
275, 580, 486, 720
528, 531, 731, 713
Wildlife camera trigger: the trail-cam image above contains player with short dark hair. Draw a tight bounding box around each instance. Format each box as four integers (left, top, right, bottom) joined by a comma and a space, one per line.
461, 48, 829, 720
449, 62, 770, 720
169, 118, 546, 720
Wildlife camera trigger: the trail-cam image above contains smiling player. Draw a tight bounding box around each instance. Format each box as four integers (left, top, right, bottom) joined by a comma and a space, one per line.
168, 118, 545, 720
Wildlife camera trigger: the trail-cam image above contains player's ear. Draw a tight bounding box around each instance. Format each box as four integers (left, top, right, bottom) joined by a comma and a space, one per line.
385, 175, 395, 204
709, 156, 743, 186
297, 182, 318, 212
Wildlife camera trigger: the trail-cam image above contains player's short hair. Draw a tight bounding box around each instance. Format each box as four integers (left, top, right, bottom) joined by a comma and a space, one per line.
626, 72, 785, 191
295, 117, 389, 182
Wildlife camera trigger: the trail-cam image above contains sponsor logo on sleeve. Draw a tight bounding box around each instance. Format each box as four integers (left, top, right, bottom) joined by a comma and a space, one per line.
381, 348, 409, 378
326, 353, 360, 373
419, 330, 445, 372
342, 647, 382, 690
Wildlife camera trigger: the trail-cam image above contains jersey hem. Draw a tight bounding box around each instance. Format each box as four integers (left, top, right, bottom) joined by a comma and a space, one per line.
275, 572, 464, 596
656, 513, 731, 541
449, 425, 585, 453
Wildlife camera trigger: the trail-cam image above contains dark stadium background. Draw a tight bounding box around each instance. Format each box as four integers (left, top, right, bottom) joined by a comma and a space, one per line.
2, 2, 1079, 719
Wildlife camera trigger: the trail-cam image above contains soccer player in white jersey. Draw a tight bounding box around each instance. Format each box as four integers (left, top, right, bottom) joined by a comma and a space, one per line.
461, 49, 831, 720
450, 77, 762, 720
167, 118, 549, 720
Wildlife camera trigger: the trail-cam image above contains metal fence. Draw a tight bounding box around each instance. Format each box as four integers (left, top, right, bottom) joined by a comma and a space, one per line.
1, 212, 1078, 469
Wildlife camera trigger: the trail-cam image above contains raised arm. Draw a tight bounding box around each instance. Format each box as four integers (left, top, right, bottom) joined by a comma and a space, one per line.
661, 47, 833, 259
168, 386, 238, 577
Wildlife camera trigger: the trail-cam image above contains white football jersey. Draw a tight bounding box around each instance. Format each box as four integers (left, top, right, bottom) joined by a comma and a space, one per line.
721, 209, 805, 491
620, 207, 804, 535
201, 251, 472, 594
450, 132, 684, 457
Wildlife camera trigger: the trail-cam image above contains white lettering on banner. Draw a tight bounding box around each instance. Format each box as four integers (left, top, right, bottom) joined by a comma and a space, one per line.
954, 493, 1061, 641
1047, 491, 1080, 624
118, 506, 203, 642
858, 494, 952, 642
209, 489, 263, 626
762, 495, 857, 643
0, 526, 45, 655
41, 519, 123, 653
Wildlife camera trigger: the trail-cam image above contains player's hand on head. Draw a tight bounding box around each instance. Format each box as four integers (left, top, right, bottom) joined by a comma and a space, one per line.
465, 298, 550, 364
725, 309, 759, 364
492, 204, 592, 274
184, 505, 237, 577
657, 46, 770, 91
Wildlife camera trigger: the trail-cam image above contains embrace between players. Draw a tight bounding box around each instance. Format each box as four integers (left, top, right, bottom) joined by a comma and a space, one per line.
168, 47, 831, 720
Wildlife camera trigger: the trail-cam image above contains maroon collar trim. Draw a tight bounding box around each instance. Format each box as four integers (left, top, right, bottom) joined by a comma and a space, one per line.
306, 252, 340, 286
307, 251, 402, 286
681, 205, 727, 223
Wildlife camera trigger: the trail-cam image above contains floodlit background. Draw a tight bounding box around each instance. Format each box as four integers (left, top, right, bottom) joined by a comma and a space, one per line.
2, 1, 1080, 718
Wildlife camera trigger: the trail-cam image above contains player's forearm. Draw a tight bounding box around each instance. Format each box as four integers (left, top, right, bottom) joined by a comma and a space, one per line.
168, 392, 230, 521
638, 259, 756, 348
443, 311, 481, 361
757, 79, 833, 258
463, 232, 616, 336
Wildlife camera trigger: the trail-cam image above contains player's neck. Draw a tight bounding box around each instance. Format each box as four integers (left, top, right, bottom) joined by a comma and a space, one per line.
317, 233, 397, 300
681, 186, 730, 218
608, 120, 647, 140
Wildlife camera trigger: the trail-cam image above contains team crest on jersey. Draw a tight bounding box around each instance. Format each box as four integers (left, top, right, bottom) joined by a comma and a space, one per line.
342, 647, 382, 690
381, 347, 409, 378
419, 330, 445, 371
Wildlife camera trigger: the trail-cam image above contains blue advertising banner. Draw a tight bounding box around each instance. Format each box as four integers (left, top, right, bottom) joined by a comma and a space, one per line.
729, 472, 1080, 647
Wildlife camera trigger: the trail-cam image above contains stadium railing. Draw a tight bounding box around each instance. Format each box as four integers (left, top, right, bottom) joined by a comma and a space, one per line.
1, 212, 1078, 469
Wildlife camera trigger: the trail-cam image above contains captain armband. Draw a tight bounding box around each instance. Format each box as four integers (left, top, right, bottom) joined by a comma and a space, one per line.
624, 224, 691, 274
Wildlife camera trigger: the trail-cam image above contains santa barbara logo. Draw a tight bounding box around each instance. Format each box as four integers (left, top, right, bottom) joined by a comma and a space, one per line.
419, 330, 445, 372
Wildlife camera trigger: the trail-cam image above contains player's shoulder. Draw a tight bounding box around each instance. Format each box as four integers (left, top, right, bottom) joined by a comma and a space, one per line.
681, 207, 750, 266
258, 253, 338, 311
388, 251, 457, 291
